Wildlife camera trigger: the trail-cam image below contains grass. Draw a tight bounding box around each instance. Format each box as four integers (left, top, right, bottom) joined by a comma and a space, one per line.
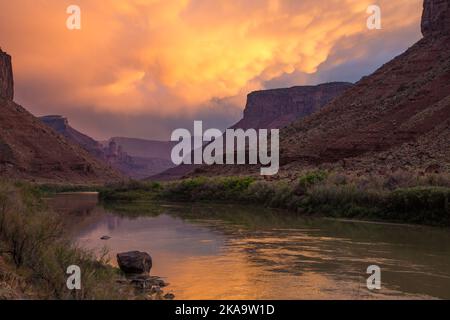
98, 171, 450, 226
100, 181, 162, 202
0, 180, 133, 299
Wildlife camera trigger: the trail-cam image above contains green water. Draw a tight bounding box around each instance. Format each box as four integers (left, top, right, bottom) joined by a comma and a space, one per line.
49, 192, 450, 300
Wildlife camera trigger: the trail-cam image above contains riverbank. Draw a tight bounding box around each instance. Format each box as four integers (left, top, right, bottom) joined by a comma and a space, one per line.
98, 171, 450, 227
0, 180, 169, 300
56, 191, 450, 299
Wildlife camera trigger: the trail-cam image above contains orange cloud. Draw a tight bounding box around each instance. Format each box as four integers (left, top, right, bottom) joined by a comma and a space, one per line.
0, 0, 422, 117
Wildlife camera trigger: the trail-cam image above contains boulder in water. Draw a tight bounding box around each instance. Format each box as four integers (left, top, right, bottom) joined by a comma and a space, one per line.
117, 251, 152, 274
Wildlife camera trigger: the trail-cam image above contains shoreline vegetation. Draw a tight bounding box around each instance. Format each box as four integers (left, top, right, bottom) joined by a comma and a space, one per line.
1, 170, 449, 299
96, 171, 450, 227
0, 180, 168, 300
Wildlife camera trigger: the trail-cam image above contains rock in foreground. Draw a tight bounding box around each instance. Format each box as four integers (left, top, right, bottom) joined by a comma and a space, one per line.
117, 251, 153, 274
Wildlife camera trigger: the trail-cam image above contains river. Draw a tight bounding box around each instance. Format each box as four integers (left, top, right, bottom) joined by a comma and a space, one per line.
48, 192, 450, 300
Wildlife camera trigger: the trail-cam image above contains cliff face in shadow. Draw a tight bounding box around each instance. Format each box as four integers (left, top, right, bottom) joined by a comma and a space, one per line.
233, 82, 352, 130
0, 49, 13, 101
421, 0, 450, 38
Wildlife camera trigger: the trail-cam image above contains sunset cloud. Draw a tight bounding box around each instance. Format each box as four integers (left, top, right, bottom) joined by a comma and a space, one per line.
0, 0, 422, 139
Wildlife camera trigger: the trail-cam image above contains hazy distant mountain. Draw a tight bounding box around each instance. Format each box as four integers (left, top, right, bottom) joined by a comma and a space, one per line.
39, 118, 176, 180
104, 137, 175, 161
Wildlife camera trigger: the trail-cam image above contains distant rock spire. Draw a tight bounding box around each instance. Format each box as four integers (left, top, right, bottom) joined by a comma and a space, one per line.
0, 48, 14, 101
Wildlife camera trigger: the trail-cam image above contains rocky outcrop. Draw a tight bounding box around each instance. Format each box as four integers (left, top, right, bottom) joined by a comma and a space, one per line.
40, 117, 175, 179
421, 0, 450, 38
108, 137, 175, 160
117, 251, 153, 275
40, 115, 105, 159
184, 0, 450, 178
277, 0, 450, 172
0, 49, 122, 183
232, 82, 352, 130
105, 137, 176, 179
0, 49, 13, 100
154, 83, 352, 180
0, 98, 123, 183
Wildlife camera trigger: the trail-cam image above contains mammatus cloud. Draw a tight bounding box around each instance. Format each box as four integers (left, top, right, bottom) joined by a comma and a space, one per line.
0, 0, 422, 139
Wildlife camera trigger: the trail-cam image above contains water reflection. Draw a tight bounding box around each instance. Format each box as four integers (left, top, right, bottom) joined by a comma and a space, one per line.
49, 193, 450, 299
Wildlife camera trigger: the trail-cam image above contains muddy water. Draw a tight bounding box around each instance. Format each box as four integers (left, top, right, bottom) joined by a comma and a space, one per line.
49, 192, 450, 300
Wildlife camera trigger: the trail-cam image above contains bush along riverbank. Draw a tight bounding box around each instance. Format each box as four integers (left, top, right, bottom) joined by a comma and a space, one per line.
0, 180, 172, 300
99, 171, 450, 227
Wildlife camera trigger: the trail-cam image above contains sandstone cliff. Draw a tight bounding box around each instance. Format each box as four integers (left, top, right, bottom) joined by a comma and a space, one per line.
278, 0, 450, 173
152, 83, 351, 181
0, 49, 13, 100
183, 0, 450, 179
421, 0, 450, 38
0, 50, 122, 183
40, 115, 105, 159
233, 82, 352, 130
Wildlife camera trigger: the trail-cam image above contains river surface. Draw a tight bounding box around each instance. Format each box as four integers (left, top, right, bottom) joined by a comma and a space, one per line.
48, 192, 450, 300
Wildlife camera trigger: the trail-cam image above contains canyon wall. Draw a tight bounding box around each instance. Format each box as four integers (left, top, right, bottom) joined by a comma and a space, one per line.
233, 82, 353, 130
421, 0, 450, 38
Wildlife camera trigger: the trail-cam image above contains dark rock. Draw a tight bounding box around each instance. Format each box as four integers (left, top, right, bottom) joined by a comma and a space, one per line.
0, 49, 14, 100
164, 293, 175, 300
117, 251, 152, 274
129, 275, 168, 291
422, 0, 450, 38
100, 236, 111, 240
425, 163, 442, 174
232, 82, 353, 130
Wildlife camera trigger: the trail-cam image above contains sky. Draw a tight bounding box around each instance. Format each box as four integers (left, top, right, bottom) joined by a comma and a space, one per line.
0, 0, 423, 141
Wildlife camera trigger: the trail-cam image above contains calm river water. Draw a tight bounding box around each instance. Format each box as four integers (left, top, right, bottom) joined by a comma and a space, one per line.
49, 192, 450, 300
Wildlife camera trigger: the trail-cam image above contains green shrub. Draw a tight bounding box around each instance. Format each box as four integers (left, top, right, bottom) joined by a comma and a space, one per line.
160, 177, 255, 202
298, 170, 328, 188
0, 181, 127, 299
386, 187, 450, 224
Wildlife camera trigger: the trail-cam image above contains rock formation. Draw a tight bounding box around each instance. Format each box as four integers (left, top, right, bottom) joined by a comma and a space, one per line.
153, 83, 352, 180
182, 0, 450, 178
233, 82, 352, 130
104, 138, 175, 179
40, 116, 175, 179
0, 49, 122, 183
0, 49, 13, 100
117, 251, 153, 275
421, 0, 450, 38
40, 115, 105, 159
277, 0, 450, 172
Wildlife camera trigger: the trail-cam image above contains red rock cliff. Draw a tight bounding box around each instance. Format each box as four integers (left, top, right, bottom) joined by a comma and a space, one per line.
0, 49, 14, 100
233, 82, 353, 130
421, 0, 450, 38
